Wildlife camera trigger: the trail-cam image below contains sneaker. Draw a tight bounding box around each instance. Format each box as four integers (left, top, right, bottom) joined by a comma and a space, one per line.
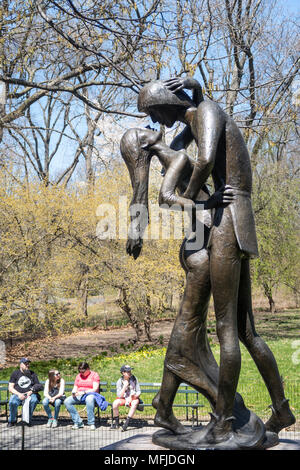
7, 422, 17, 428
46, 418, 53, 428
110, 422, 119, 430
121, 418, 131, 432
88, 424, 96, 431
72, 422, 84, 430
110, 417, 120, 430
52, 419, 58, 428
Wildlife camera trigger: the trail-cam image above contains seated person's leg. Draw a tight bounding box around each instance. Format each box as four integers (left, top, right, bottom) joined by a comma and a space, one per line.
64, 395, 82, 425
42, 397, 52, 419
128, 398, 139, 419
85, 394, 96, 426
29, 393, 39, 421
53, 398, 63, 421
8, 395, 22, 424
121, 397, 140, 431
111, 399, 124, 429
113, 398, 124, 417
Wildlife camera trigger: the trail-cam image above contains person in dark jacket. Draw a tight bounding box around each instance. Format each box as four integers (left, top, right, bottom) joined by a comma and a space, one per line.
8, 358, 43, 426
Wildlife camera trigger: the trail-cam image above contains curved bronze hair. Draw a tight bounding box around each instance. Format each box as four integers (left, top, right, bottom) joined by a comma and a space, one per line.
120, 128, 154, 259
138, 80, 194, 113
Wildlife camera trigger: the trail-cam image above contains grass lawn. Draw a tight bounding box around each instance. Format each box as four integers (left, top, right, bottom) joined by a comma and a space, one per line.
0, 336, 298, 423
0, 307, 299, 422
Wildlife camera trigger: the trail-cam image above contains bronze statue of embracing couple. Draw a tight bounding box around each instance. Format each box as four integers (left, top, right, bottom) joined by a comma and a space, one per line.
120, 77, 295, 450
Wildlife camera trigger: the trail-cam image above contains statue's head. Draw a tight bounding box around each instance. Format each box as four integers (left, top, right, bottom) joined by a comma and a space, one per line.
138, 81, 194, 127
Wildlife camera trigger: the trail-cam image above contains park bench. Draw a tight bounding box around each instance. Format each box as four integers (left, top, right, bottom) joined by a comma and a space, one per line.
0, 380, 109, 424
0, 381, 9, 422
0, 380, 203, 427
110, 382, 203, 427
64, 381, 109, 424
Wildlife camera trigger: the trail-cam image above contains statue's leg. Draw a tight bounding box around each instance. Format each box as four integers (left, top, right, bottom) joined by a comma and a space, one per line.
153, 367, 189, 434
209, 207, 242, 439
153, 240, 219, 434
154, 212, 267, 449
165, 246, 219, 401
237, 258, 296, 433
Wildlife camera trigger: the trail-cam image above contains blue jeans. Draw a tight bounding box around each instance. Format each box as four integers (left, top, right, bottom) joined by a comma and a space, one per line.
9, 394, 39, 423
42, 397, 63, 420
64, 395, 96, 425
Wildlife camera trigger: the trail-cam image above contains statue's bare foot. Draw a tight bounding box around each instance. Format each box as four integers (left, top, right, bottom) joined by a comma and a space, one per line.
188, 414, 242, 450
190, 411, 265, 450
189, 427, 238, 449
154, 410, 190, 435
265, 399, 296, 434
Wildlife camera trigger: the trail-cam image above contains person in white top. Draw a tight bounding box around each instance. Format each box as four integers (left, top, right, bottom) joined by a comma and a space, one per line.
111, 365, 142, 431
42, 370, 65, 428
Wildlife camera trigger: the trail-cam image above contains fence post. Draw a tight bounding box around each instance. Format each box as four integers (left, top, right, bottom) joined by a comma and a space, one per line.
21, 422, 25, 450
185, 385, 188, 421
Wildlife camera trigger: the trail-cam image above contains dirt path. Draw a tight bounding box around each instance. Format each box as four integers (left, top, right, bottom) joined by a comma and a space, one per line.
4, 320, 175, 366
3, 307, 298, 367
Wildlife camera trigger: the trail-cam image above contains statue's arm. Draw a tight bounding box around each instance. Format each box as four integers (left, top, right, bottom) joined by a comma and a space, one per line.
183, 102, 225, 200
158, 150, 196, 210
159, 153, 234, 211
170, 125, 194, 151
150, 138, 233, 210
164, 77, 203, 106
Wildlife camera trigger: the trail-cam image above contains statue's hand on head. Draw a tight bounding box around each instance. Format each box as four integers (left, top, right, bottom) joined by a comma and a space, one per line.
164, 77, 201, 94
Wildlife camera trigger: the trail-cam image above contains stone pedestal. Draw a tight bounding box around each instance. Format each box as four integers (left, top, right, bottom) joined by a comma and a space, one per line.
100, 429, 300, 451
101, 429, 166, 450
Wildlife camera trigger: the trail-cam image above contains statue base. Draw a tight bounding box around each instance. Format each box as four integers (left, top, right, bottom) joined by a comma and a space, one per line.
152, 426, 279, 451
152, 394, 280, 450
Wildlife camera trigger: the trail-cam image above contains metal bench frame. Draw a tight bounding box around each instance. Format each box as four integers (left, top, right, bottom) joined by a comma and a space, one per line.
0, 380, 203, 427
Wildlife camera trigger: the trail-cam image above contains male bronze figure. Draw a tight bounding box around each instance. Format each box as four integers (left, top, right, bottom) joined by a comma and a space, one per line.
120, 77, 295, 449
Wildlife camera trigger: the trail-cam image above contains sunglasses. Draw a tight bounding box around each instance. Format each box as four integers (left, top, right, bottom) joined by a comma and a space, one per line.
55, 372, 60, 376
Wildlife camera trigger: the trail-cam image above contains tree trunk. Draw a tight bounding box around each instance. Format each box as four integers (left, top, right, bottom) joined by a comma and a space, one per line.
144, 294, 152, 341
79, 277, 88, 317
263, 283, 276, 313
0, 82, 5, 144
117, 288, 143, 341
294, 290, 299, 309
77, 264, 89, 317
